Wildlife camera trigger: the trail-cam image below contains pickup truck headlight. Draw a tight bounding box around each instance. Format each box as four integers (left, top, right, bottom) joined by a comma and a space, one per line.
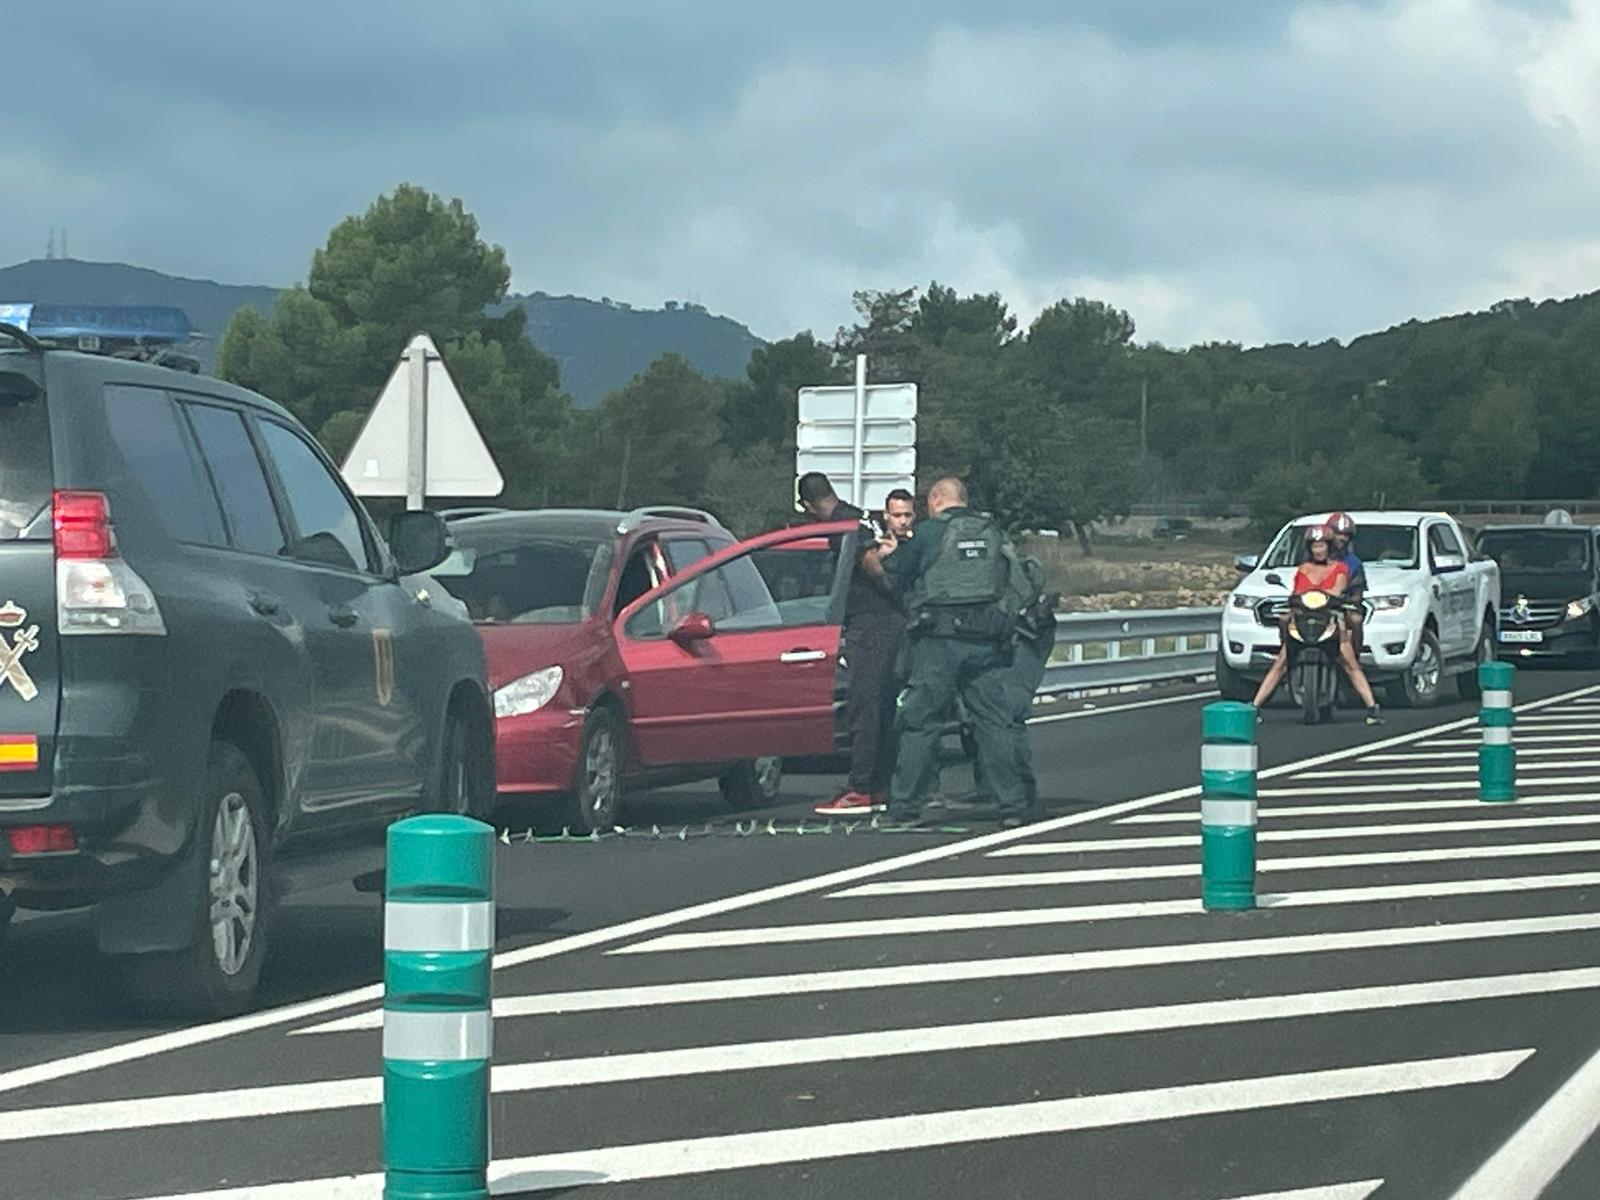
1567, 596, 1596, 621
494, 666, 564, 719
1230, 593, 1262, 610
1371, 595, 1409, 611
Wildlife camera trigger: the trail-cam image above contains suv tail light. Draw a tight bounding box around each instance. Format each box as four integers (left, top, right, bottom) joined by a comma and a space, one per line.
52, 490, 166, 636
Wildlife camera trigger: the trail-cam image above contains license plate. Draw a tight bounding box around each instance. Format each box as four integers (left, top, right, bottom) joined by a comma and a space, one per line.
1499, 630, 1543, 644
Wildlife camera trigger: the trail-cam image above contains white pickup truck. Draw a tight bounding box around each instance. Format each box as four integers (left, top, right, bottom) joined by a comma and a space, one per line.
1219, 510, 1501, 708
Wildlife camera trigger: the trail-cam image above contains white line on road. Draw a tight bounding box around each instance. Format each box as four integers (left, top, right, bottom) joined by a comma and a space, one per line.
5, 683, 1594, 1099
109, 1053, 1530, 1199
613, 871, 1600, 953
1260, 776, 1600, 796
831, 839, 1600, 896
1365, 747, 1597, 761
1028, 688, 1219, 725
1298, 760, 1600, 779
1420, 734, 1600, 747
993, 811, 1600, 855
1219, 1184, 1384, 1200
298, 912, 1600, 1032
1450, 1035, 1600, 1199
1121, 793, 1600, 823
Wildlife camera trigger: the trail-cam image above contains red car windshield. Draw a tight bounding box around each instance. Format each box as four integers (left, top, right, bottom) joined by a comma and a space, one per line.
433, 530, 612, 625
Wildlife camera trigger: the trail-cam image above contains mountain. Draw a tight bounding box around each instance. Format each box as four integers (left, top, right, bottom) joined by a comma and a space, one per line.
0, 258, 767, 406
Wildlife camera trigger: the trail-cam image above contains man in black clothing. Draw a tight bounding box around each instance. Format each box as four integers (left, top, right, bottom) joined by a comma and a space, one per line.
797, 472, 905, 816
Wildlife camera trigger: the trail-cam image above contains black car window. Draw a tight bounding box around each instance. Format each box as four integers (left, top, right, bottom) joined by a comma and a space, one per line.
256, 420, 376, 574
662, 537, 712, 573
614, 548, 657, 618
103, 387, 226, 546
0, 363, 51, 540
1478, 530, 1593, 572
184, 403, 288, 556
1429, 523, 1464, 559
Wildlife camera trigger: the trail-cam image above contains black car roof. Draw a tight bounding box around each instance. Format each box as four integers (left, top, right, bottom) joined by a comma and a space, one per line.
6, 346, 299, 424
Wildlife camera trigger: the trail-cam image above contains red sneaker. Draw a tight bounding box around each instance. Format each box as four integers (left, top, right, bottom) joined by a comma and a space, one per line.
814, 791, 881, 816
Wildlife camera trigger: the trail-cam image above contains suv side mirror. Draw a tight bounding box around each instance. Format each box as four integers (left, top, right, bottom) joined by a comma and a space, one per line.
390, 510, 450, 576
1263, 572, 1285, 588
1234, 554, 1259, 573
669, 611, 715, 645
1433, 553, 1467, 575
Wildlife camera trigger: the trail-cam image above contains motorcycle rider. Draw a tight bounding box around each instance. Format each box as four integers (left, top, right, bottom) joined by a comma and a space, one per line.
1251, 524, 1384, 725
1328, 511, 1366, 657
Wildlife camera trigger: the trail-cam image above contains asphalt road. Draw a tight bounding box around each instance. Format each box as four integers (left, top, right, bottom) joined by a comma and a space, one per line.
5, 668, 1600, 1198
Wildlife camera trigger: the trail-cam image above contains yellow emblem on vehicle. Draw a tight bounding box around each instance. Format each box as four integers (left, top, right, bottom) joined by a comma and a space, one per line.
0, 602, 39, 703
372, 627, 395, 708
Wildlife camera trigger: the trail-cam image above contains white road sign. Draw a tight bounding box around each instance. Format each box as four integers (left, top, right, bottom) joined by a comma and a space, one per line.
341, 333, 504, 506
795, 357, 917, 510
797, 381, 917, 424
796, 420, 917, 452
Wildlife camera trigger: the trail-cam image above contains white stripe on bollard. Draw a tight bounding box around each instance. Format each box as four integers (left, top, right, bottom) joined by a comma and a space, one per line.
1483, 689, 1513, 709
1201, 744, 1259, 773
383, 901, 495, 954
382, 1009, 493, 1062
1201, 798, 1258, 827
1484, 727, 1514, 746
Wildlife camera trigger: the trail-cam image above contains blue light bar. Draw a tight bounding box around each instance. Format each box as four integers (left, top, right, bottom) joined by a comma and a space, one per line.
0, 302, 192, 343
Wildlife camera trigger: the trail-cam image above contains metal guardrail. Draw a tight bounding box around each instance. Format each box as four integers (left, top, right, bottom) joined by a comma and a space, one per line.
1040, 606, 1222, 695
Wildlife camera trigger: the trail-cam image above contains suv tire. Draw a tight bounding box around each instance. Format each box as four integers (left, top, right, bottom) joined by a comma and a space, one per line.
566, 708, 622, 834
1394, 628, 1444, 708
435, 708, 494, 820
1216, 651, 1254, 702
720, 757, 783, 811
0, 894, 14, 942
122, 742, 272, 1018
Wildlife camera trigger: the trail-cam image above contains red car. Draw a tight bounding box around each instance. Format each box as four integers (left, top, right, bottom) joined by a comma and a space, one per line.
434, 508, 860, 831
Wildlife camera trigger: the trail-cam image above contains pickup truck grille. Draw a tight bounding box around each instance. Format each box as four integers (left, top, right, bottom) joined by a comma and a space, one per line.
1255, 597, 1373, 627
1499, 600, 1566, 631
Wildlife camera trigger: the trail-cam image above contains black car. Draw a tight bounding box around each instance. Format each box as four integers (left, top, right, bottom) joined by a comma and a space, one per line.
0, 319, 494, 1016
1476, 520, 1600, 664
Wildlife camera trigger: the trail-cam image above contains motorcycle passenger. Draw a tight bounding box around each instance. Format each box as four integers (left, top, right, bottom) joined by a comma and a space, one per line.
1251, 525, 1384, 725
1328, 511, 1366, 656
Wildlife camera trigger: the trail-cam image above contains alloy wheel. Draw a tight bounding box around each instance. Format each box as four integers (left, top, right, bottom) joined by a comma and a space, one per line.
208, 791, 258, 978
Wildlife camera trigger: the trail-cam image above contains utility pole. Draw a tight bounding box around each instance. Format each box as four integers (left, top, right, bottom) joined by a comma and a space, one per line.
1139, 376, 1149, 456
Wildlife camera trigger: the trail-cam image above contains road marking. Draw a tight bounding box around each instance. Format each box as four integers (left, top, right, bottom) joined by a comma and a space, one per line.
1298, 760, 1600, 779
832, 839, 1600, 895
1028, 688, 1218, 725
110, 1052, 1530, 1199
299, 912, 1600, 1032
1422, 734, 1600, 747
1260, 776, 1600, 796
1449, 1035, 1600, 1199
1366, 747, 1596, 761
6, 681, 1595, 1098
613, 871, 1600, 953
1121, 793, 1600, 823
6, 973, 1576, 1144
994, 811, 1600, 855
1219, 1185, 1383, 1200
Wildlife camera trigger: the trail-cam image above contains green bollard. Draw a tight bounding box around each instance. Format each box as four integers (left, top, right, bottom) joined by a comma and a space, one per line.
1479, 661, 1516, 803
383, 815, 495, 1200
1201, 701, 1258, 911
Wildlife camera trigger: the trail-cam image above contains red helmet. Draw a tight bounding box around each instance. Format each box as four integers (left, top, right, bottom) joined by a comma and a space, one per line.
1327, 511, 1356, 536
1306, 524, 1333, 545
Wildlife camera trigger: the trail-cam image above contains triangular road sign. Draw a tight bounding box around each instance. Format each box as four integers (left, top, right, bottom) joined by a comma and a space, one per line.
341, 333, 505, 500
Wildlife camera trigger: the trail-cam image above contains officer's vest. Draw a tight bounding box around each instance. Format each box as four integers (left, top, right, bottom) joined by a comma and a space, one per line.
916, 511, 1007, 607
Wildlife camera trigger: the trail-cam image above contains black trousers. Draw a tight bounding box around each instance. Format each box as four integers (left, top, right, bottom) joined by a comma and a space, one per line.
843, 614, 906, 794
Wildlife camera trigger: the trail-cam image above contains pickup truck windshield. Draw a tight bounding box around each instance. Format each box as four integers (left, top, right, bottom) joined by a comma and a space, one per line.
0, 384, 51, 540
1262, 523, 1420, 570
1477, 529, 1592, 573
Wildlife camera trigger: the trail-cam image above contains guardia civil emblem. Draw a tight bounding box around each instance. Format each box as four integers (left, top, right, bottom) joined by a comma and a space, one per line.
0, 602, 39, 703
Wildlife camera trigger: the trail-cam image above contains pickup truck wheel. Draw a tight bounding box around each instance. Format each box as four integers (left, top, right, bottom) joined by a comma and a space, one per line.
720, 757, 783, 811
1216, 651, 1254, 702
1395, 629, 1444, 708
566, 709, 622, 834
1457, 620, 1496, 701
122, 742, 272, 1018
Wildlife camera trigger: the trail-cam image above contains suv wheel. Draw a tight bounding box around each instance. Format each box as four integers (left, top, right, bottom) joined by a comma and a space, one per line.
0, 893, 13, 942
1395, 628, 1444, 708
122, 742, 271, 1018
1216, 651, 1254, 702
720, 757, 783, 810
435, 708, 493, 819
567, 708, 622, 833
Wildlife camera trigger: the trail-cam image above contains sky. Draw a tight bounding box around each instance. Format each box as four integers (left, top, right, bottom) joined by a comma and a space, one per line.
5, 0, 1599, 348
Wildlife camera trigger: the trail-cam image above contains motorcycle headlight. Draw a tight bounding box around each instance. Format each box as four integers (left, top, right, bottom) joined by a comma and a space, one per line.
1371, 595, 1408, 611
1567, 596, 1596, 621
1230, 593, 1262, 610
494, 666, 564, 719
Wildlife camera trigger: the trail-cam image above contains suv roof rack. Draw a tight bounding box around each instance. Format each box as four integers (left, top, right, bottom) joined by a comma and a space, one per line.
616, 506, 724, 533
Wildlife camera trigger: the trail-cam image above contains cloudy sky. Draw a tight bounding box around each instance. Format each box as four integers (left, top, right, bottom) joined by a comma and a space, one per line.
6, 0, 1599, 347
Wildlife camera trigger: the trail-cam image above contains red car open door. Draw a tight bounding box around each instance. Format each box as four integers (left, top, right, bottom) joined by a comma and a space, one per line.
613, 521, 860, 766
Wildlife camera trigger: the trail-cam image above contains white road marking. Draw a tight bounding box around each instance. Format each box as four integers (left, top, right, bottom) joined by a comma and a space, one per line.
1298, 760, 1600, 779
1121, 793, 1600, 823
5, 682, 1595, 1099
298, 912, 1600, 1032
1219, 1184, 1384, 1200
1366, 747, 1598, 762
1450, 1034, 1600, 1199
109, 1052, 1532, 1199
993, 811, 1600, 855
1028, 688, 1219, 725
1421, 734, 1600, 747
832, 839, 1600, 895
1260, 776, 1600, 796
614, 871, 1600, 954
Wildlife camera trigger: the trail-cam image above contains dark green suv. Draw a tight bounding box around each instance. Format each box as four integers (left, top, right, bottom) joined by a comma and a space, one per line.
0, 324, 494, 1016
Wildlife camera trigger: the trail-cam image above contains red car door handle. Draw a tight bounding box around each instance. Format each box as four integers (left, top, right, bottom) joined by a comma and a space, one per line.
780, 649, 828, 663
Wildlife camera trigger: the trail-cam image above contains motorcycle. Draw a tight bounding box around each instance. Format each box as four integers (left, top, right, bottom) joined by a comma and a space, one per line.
1283, 588, 1358, 725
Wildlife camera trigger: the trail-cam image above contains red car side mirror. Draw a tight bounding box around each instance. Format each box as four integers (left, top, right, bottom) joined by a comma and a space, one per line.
669, 611, 715, 645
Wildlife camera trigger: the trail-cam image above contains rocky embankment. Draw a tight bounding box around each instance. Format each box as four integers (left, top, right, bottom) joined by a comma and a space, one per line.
1055, 560, 1239, 613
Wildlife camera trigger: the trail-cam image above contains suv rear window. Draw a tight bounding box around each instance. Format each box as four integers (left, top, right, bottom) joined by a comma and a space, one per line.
0, 374, 50, 540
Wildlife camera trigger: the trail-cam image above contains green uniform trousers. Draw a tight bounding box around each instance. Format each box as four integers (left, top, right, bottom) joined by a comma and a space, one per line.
970, 622, 1055, 815
889, 634, 1027, 819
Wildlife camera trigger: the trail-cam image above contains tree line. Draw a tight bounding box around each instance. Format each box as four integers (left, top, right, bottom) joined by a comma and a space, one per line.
218, 184, 1600, 546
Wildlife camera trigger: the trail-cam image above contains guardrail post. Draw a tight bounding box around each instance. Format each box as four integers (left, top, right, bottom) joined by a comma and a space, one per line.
1479, 661, 1515, 803
384, 815, 495, 1200
1201, 701, 1258, 911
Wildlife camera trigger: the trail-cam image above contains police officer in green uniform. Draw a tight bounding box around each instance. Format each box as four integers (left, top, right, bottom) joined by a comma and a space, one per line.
873, 477, 1029, 827
970, 554, 1057, 818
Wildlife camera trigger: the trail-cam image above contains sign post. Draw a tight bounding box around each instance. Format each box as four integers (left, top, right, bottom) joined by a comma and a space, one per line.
342, 333, 504, 510
796, 359, 917, 510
